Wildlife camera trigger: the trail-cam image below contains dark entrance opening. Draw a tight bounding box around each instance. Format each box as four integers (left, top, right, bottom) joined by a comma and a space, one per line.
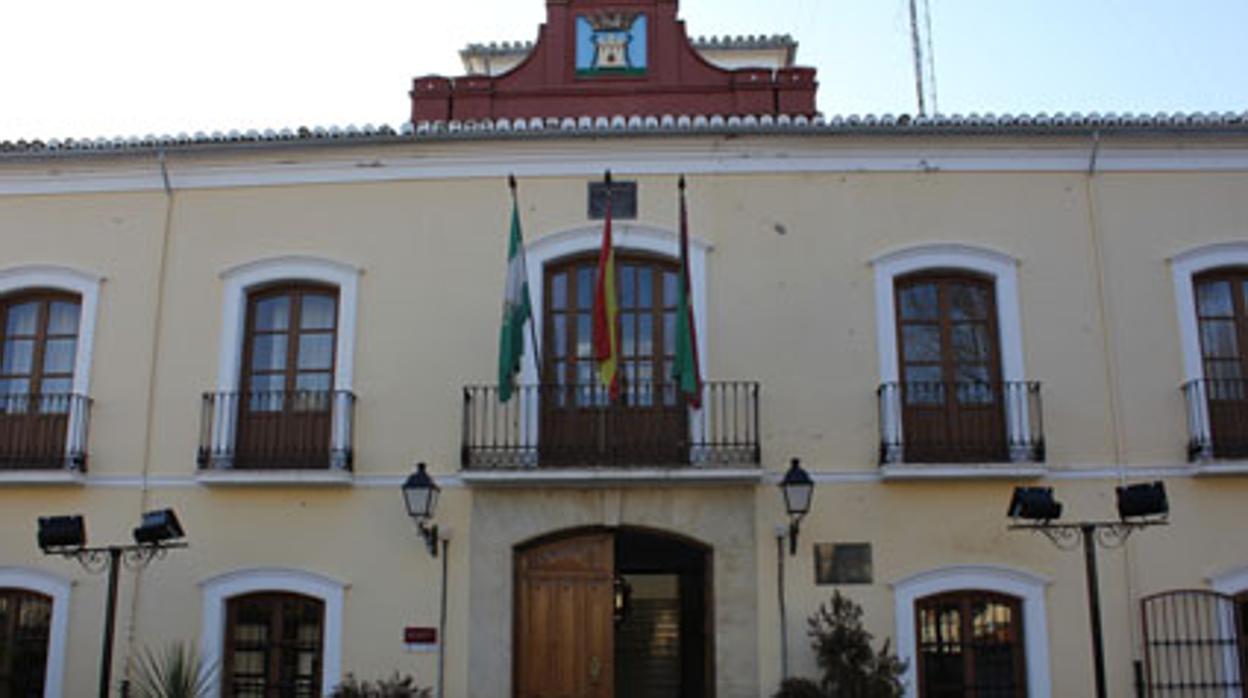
614, 528, 711, 698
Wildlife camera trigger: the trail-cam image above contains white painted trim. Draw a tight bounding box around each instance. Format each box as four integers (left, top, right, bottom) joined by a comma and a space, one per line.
3, 143, 1248, 197
459, 467, 762, 487
0, 265, 103, 466
520, 223, 710, 447
200, 567, 346, 697
0, 471, 86, 486
871, 244, 1030, 463
879, 464, 1047, 480
212, 256, 361, 468
195, 470, 354, 487
892, 565, 1052, 698
1170, 242, 1248, 384
1205, 566, 1248, 694
0, 567, 72, 698
1170, 243, 1248, 459
1210, 564, 1248, 596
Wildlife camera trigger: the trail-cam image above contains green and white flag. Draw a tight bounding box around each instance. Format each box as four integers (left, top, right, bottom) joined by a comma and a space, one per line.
497, 195, 533, 402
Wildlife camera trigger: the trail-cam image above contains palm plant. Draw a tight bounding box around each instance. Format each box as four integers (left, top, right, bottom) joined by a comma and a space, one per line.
128, 642, 217, 698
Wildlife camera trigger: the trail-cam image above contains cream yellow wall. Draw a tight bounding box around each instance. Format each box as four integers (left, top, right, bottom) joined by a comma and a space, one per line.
0, 134, 1246, 698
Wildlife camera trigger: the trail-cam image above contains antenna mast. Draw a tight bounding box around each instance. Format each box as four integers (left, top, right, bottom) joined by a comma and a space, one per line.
908, 0, 939, 117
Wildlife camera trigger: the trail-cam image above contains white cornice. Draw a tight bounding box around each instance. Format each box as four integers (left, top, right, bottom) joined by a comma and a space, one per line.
2, 140, 1248, 196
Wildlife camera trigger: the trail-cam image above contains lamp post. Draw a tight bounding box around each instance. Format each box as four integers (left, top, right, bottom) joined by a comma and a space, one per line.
777, 457, 814, 681
402, 462, 441, 557
401, 462, 446, 698
37, 509, 188, 698
1007, 482, 1169, 698
780, 458, 814, 556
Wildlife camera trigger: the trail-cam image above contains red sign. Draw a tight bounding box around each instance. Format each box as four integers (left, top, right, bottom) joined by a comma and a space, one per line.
404, 627, 437, 645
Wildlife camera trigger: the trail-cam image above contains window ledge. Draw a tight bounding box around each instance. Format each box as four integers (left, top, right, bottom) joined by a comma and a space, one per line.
1191, 460, 1248, 477
196, 470, 354, 487
0, 470, 86, 486
460, 467, 763, 488
880, 463, 1047, 481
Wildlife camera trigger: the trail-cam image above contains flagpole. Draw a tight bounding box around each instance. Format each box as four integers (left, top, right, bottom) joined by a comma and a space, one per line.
509, 174, 543, 386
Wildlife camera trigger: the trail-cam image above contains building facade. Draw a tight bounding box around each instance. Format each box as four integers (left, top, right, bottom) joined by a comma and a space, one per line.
1, 0, 1248, 696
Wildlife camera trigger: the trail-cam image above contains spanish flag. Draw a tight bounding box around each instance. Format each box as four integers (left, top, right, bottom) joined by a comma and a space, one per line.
593, 173, 620, 400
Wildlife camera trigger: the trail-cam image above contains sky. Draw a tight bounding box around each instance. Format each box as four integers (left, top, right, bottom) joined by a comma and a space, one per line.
1, 0, 1245, 142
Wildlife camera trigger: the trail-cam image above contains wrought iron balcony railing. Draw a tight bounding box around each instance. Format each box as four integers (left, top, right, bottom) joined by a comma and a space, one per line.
462, 381, 760, 469
198, 390, 355, 471
1182, 378, 1248, 461
0, 392, 91, 471
878, 381, 1044, 465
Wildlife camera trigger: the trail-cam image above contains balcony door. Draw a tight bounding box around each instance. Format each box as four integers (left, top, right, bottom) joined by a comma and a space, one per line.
0, 293, 80, 469
1194, 269, 1248, 457
541, 253, 687, 465
895, 273, 1006, 462
237, 284, 338, 469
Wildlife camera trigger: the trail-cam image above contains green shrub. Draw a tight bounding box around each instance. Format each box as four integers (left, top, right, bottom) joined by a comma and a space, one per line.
775, 591, 906, 698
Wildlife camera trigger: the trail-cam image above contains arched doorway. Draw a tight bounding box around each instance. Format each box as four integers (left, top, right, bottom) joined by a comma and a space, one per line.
513, 527, 713, 698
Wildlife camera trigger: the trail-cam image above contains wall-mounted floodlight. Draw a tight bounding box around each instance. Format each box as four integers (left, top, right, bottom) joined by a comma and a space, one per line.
1116, 481, 1168, 521
1007, 486, 1063, 522
37, 515, 86, 553
133, 509, 185, 545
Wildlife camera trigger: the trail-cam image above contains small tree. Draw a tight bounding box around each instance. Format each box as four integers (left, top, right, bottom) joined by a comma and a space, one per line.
774, 591, 906, 698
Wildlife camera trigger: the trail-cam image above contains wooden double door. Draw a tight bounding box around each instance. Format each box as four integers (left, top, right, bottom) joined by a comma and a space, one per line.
514, 530, 711, 698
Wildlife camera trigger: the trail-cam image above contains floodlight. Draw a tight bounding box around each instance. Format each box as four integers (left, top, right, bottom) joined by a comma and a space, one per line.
1007, 487, 1063, 522
37, 515, 86, 552
1116, 481, 1168, 521
132, 509, 185, 545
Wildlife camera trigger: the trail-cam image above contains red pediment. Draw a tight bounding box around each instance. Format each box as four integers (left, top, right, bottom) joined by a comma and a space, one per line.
410, 0, 817, 123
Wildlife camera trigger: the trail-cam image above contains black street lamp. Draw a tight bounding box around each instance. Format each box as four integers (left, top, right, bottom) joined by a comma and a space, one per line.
400, 462, 448, 698
37, 509, 187, 698
780, 458, 814, 556
402, 462, 441, 557
1008, 482, 1169, 698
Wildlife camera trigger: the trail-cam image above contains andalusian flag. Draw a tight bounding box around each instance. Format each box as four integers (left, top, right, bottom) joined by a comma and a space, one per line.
592, 174, 620, 400
672, 176, 703, 408
497, 179, 533, 403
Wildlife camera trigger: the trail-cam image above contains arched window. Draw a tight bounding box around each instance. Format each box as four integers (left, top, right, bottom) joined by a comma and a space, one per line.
916, 590, 1026, 697
233, 283, 340, 470
894, 272, 1006, 463
872, 245, 1041, 469
541, 252, 686, 464
1189, 268, 1248, 457
201, 257, 360, 477
223, 592, 325, 697
0, 292, 86, 469
0, 587, 53, 697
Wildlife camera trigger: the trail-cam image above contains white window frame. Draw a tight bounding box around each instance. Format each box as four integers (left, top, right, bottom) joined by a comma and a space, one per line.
208, 256, 361, 471
200, 567, 346, 697
1171, 243, 1248, 461
0, 265, 102, 473
893, 564, 1052, 698
871, 244, 1031, 464
0, 567, 72, 698
1208, 564, 1248, 691
513, 223, 711, 456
